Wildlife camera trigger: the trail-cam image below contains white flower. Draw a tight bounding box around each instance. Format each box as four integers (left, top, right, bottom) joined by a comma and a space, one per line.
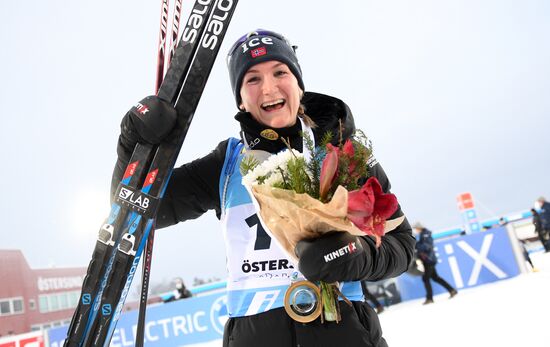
264, 170, 284, 187
242, 149, 303, 188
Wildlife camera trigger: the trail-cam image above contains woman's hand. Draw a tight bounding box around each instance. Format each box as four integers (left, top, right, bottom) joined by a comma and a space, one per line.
295, 231, 368, 283
120, 95, 178, 146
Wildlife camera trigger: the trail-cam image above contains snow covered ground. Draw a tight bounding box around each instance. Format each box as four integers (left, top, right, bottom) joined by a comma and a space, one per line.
188, 252, 550, 347
380, 251, 550, 347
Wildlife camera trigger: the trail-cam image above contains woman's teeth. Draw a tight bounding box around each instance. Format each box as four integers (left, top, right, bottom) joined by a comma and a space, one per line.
261, 99, 285, 111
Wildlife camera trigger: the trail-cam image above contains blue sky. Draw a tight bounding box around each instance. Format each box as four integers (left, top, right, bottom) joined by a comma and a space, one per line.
1, 0, 549, 285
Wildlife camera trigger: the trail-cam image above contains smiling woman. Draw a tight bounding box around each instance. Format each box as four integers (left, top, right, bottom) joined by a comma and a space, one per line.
108, 29, 415, 347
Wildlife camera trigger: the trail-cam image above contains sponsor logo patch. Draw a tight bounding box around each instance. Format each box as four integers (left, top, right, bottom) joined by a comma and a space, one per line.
323, 242, 358, 262
260, 129, 279, 141
118, 187, 150, 210
134, 102, 149, 115
82, 293, 91, 305
102, 304, 112, 316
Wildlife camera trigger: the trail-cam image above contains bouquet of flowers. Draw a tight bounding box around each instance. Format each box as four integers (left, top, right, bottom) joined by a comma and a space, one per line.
241, 130, 401, 322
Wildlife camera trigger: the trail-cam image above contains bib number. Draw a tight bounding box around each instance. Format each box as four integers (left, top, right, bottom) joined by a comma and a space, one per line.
245, 213, 272, 250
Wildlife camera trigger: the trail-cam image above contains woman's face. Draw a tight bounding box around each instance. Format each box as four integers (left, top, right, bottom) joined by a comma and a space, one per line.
239, 60, 302, 128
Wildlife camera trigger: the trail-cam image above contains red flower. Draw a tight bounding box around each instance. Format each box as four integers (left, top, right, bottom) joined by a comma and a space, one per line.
342, 139, 354, 156
347, 177, 398, 247
342, 139, 358, 174
319, 144, 339, 201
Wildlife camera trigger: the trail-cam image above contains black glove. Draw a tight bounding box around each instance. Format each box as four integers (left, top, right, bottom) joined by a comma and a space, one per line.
120, 95, 177, 147
295, 231, 368, 283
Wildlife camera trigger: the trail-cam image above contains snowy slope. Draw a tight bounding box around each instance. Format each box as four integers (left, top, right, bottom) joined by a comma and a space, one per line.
380, 252, 550, 347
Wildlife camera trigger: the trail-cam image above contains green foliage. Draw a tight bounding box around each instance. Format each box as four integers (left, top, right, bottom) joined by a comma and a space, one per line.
240, 154, 260, 176
303, 131, 321, 199
287, 157, 313, 194
320, 131, 333, 147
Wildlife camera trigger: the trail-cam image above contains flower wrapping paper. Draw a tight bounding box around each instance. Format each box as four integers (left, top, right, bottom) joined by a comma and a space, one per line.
249, 184, 404, 264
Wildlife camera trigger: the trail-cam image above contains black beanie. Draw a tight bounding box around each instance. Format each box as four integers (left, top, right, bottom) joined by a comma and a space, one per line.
227, 30, 305, 108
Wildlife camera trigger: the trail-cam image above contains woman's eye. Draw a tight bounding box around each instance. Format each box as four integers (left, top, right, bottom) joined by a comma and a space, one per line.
275, 70, 288, 77
246, 76, 259, 83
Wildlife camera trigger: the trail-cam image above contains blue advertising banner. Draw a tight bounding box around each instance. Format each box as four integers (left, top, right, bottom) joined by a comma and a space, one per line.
48, 292, 228, 346
47, 326, 69, 347
398, 227, 520, 301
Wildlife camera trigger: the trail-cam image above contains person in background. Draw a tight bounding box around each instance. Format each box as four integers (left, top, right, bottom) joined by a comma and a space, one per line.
518, 239, 539, 272
534, 198, 550, 252
163, 277, 192, 303
413, 222, 457, 305
360, 281, 385, 313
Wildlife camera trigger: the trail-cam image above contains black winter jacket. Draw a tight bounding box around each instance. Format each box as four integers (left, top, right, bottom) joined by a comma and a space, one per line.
539, 201, 550, 230
415, 228, 437, 265
112, 92, 415, 347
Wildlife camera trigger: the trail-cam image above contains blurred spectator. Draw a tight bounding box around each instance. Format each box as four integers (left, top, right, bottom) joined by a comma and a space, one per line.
413, 222, 458, 305
531, 196, 550, 252
361, 281, 384, 313
162, 277, 192, 303
518, 239, 539, 272
531, 208, 543, 240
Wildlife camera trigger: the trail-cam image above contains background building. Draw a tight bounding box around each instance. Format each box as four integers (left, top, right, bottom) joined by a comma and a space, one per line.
0, 250, 86, 336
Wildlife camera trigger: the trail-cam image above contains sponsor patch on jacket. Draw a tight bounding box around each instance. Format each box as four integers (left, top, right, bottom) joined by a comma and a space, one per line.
367, 154, 378, 168
260, 129, 279, 140
323, 242, 358, 262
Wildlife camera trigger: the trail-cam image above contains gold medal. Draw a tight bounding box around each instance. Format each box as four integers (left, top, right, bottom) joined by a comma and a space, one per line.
283, 280, 322, 323
260, 129, 279, 141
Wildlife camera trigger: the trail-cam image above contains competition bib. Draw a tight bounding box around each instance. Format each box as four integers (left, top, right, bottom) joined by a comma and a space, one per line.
219, 135, 362, 318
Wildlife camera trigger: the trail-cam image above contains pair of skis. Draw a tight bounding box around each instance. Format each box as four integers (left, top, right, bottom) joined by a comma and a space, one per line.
156, 0, 183, 92
137, 0, 182, 344
63, 0, 238, 346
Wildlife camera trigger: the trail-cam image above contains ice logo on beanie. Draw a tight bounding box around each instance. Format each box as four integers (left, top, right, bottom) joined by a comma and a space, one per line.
251, 47, 267, 58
